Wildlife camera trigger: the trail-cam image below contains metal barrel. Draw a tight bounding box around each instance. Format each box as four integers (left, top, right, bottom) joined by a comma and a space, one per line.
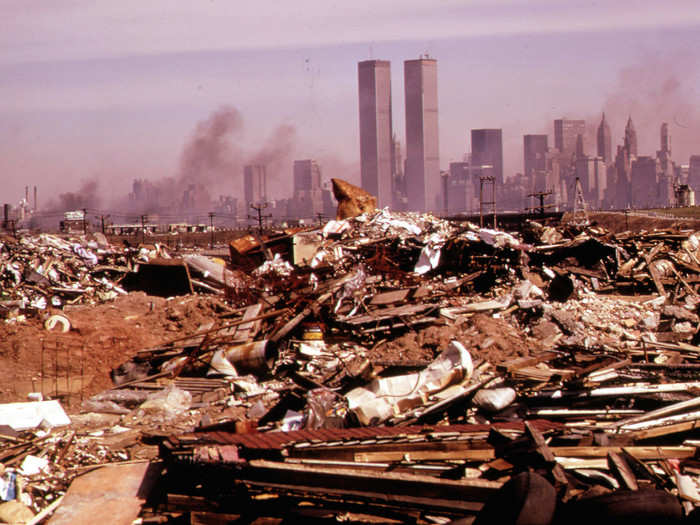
224, 340, 276, 374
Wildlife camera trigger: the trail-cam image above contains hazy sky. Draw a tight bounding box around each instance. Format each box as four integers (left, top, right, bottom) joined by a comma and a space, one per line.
2, 0, 700, 209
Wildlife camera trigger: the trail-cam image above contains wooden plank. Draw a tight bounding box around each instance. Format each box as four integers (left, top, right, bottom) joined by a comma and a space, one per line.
497, 352, 557, 373
627, 420, 700, 441
550, 446, 695, 459
340, 304, 434, 325
231, 303, 263, 343
369, 289, 412, 306
355, 449, 495, 463
286, 436, 492, 461
644, 253, 667, 297
614, 395, 700, 429
607, 451, 639, 490
244, 459, 501, 504
27, 496, 64, 525
524, 421, 568, 487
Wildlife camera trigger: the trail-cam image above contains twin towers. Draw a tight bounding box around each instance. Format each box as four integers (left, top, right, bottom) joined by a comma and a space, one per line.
358, 58, 439, 212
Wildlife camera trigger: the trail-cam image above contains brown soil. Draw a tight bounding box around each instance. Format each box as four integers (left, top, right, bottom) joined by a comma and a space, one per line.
371, 313, 540, 366
582, 211, 700, 234
0, 292, 225, 406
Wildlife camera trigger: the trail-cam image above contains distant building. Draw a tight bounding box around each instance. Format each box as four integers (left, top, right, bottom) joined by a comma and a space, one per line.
630, 156, 658, 208
358, 60, 393, 208
391, 135, 406, 210
554, 118, 586, 164
446, 161, 474, 214
677, 185, 695, 207
624, 116, 638, 157
612, 117, 639, 209
471, 129, 504, 185
404, 57, 440, 212
614, 144, 632, 208
597, 113, 612, 164
293, 159, 321, 192
689, 156, 700, 192
244, 165, 267, 210
290, 160, 323, 220
523, 134, 548, 188
656, 123, 675, 207
575, 156, 606, 208
181, 183, 211, 212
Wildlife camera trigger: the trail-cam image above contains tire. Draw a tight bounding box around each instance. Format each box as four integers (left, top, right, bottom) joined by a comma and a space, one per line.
559, 489, 683, 525
473, 471, 556, 525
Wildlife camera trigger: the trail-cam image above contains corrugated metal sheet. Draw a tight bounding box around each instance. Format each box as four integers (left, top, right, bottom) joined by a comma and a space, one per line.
197, 421, 560, 451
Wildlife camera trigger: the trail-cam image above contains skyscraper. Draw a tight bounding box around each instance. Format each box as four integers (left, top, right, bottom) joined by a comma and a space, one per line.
624, 116, 638, 157
554, 118, 586, 161
244, 165, 267, 207
524, 135, 548, 176
597, 113, 612, 164
446, 161, 473, 214
660, 122, 671, 154
404, 57, 439, 212
358, 60, 393, 208
689, 155, 700, 191
471, 129, 503, 185
293, 159, 321, 192
291, 159, 323, 219
524, 134, 548, 190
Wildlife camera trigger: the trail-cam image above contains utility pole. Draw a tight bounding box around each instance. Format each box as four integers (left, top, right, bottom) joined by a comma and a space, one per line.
526, 190, 553, 216
248, 203, 271, 236
208, 212, 215, 248
316, 213, 324, 228
82, 208, 87, 235
96, 214, 110, 234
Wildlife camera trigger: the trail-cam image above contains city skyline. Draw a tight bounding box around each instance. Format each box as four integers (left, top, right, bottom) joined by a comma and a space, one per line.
2, 2, 700, 210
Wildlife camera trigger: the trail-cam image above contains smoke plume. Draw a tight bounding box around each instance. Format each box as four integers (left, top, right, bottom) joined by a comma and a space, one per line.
114, 106, 299, 215
586, 57, 700, 162
178, 106, 244, 187
45, 178, 102, 213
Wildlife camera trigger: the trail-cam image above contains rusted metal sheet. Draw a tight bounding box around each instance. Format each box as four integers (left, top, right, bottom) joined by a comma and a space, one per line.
48, 462, 161, 525
197, 421, 561, 451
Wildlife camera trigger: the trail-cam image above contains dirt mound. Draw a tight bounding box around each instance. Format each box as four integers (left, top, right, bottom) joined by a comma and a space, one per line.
583, 211, 700, 234
0, 292, 226, 405
372, 313, 539, 366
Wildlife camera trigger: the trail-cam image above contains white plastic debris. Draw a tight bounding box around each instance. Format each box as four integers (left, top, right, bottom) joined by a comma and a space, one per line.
472, 387, 517, 412
0, 400, 71, 431
253, 254, 294, 277
346, 340, 473, 425
19, 455, 49, 476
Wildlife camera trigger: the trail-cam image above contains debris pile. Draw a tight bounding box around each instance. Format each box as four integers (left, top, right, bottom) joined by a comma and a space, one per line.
3, 207, 700, 523
0, 233, 129, 321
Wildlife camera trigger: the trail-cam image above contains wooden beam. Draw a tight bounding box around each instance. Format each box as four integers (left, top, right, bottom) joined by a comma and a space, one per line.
607, 451, 638, 490
241, 459, 501, 511
628, 420, 700, 441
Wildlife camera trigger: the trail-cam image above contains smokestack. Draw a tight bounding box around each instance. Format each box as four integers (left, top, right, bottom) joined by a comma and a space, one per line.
3, 204, 9, 227
25, 186, 29, 203
34, 186, 37, 211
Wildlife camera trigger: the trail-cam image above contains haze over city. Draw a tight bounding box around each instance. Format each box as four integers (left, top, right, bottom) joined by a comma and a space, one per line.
2, 0, 700, 213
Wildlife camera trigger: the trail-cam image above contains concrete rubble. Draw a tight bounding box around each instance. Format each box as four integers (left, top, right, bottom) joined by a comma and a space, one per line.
3, 204, 700, 523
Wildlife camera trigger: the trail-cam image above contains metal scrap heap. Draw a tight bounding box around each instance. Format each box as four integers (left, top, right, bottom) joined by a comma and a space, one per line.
3, 209, 700, 524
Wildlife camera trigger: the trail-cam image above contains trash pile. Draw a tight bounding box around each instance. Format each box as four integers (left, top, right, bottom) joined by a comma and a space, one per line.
3, 206, 700, 523
0, 233, 129, 321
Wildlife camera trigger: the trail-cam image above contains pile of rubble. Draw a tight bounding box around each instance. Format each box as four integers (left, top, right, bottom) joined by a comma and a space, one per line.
0, 233, 129, 320
3, 201, 700, 523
